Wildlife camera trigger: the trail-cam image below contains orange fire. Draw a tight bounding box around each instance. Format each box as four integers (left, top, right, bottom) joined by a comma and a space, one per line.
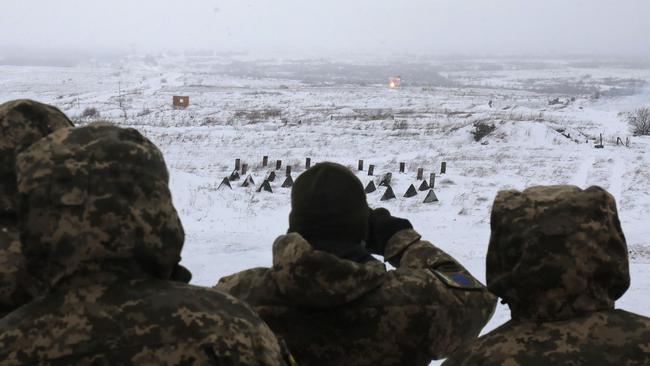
388, 76, 401, 89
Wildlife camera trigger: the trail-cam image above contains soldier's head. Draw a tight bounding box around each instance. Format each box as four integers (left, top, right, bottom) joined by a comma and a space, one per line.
487, 185, 629, 321
288, 162, 369, 246
0, 99, 73, 224
0, 99, 73, 312
16, 122, 184, 289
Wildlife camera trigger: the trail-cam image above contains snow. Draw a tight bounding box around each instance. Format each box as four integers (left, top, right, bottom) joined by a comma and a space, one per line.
2, 54, 650, 365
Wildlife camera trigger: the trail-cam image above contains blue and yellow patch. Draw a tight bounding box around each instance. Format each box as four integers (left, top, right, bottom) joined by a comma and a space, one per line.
432, 270, 484, 290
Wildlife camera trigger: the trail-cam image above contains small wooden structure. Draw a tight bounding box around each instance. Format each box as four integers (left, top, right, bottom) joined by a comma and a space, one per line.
172, 96, 190, 109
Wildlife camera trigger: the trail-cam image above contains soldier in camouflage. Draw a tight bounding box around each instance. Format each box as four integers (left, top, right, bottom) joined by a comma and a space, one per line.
0, 122, 291, 365
0, 99, 74, 316
444, 185, 650, 365
216, 162, 496, 366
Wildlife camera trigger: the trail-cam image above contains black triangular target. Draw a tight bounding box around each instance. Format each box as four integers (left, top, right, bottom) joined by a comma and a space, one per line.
217, 177, 232, 190
365, 181, 376, 193
257, 179, 273, 193
404, 184, 418, 198
423, 189, 439, 203
418, 180, 429, 191
241, 175, 255, 187
281, 175, 294, 188
267, 171, 276, 182
228, 170, 240, 181
380, 185, 396, 201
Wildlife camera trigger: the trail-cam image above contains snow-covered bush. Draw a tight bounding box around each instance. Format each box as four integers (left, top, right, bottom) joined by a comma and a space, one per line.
627, 107, 650, 136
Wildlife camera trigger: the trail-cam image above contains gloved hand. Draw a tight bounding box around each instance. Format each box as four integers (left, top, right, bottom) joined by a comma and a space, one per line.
366, 207, 413, 256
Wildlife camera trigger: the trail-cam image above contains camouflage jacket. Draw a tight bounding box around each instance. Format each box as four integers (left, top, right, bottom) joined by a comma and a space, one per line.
216, 229, 497, 366
0, 225, 33, 317
0, 123, 290, 366
0, 99, 73, 316
443, 309, 650, 365
444, 185, 650, 366
0, 267, 289, 366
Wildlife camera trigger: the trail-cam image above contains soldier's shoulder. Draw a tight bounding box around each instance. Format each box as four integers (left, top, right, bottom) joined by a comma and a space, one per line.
215, 268, 280, 305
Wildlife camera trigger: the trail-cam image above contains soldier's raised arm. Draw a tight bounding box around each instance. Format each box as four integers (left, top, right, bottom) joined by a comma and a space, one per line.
366, 208, 497, 359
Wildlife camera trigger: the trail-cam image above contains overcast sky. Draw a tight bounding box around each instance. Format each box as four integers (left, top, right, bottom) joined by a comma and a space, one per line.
1, 0, 649, 57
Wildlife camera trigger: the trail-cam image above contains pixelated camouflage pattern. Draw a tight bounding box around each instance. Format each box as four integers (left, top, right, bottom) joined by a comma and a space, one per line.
0, 226, 32, 317
0, 99, 72, 316
0, 277, 289, 366
487, 185, 629, 321
443, 185, 650, 366
0, 123, 289, 365
16, 122, 184, 286
217, 229, 496, 366
0, 99, 73, 215
443, 309, 650, 365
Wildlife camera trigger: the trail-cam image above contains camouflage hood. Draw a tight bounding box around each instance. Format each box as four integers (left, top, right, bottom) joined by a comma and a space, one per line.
271, 233, 387, 307
0, 100, 73, 312
16, 123, 184, 290
487, 185, 629, 321
0, 99, 73, 221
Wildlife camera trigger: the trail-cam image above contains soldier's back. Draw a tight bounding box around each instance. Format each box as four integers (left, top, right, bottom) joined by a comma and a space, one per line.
444, 309, 650, 366
217, 232, 496, 366
0, 277, 287, 366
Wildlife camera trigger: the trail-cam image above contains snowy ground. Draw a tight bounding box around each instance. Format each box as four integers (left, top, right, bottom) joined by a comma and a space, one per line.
2, 54, 650, 364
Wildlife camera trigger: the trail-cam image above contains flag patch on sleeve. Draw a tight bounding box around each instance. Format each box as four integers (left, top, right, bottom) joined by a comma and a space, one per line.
431, 270, 484, 290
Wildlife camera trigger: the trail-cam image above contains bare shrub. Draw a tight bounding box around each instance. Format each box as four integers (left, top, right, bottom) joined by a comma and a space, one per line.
471, 120, 496, 141
81, 107, 99, 118
627, 107, 650, 136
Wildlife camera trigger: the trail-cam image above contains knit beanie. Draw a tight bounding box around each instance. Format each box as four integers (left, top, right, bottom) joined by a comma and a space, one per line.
288, 162, 369, 244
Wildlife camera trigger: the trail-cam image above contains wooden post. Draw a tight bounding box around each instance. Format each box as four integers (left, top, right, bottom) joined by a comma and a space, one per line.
241, 164, 248, 175
417, 168, 423, 180
440, 162, 447, 174
368, 165, 374, 176
276, 160, 282, 170
430, 173, 436, 188
262, 156, 268, 167
306, 157, 311, 169
358, 160, 364, 171
286, 165, 292, 177
399, 162, 405, 173
235, 158, 241, 171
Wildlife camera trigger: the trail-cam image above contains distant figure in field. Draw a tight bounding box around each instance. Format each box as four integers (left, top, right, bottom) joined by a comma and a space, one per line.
0, 99, 73, 317
0, 123, 291, 366
444, 185, 650, 366
216, 162, 496, 366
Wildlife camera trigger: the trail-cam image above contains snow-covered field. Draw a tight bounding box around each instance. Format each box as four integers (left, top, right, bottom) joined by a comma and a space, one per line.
2, 54, 649, 364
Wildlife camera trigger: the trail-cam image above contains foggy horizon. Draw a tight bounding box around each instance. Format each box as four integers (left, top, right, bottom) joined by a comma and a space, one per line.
1, 0, 649, 60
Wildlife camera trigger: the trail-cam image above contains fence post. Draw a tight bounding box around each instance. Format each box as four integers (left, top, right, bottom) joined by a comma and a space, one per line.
417, 168, 423, 180
440, 162, 447, 174
368, 165, 374, 176
399, 162, 405, 173
276, 160, 282, 170
262, 156, 268, 167
358, 160, 364, 171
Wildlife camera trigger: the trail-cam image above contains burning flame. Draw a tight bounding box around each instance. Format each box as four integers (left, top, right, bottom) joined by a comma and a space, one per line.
388, 76, 401, 89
